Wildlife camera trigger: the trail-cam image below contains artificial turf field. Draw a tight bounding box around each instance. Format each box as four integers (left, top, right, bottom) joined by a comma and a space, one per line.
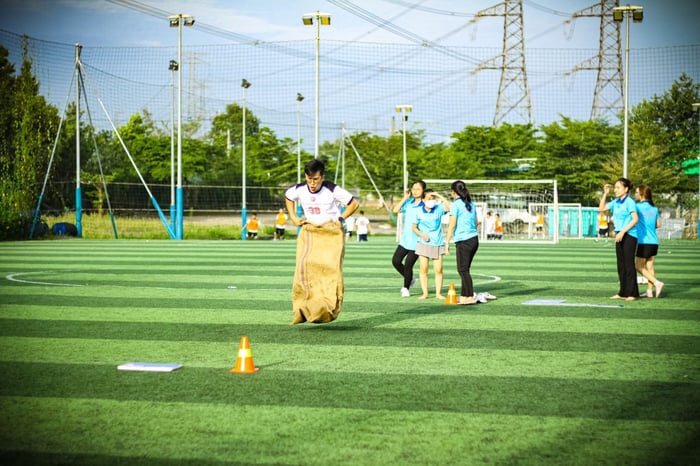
0, 237, 699, 465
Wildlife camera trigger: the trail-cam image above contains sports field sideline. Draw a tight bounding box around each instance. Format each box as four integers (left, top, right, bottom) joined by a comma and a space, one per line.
1, 237, 699, 465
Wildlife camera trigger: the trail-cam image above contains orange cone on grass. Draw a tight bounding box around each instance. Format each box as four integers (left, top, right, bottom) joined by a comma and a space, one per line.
445, 283, 458, 305
230, 336, 259, 373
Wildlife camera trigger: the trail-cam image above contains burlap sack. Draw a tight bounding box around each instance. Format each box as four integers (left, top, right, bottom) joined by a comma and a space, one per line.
292, 221, 345, 324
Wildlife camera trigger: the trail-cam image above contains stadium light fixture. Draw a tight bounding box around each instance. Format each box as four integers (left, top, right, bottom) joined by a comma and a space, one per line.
241, 79, 251, 241
167, 14, 194, 240
168, 59, 178, 232
395, 105, 413, 194
302, 11, 331, 159
612, 5, 643, 179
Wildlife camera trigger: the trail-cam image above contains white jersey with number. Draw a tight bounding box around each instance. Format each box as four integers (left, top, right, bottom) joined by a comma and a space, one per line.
285, 181, 355, 225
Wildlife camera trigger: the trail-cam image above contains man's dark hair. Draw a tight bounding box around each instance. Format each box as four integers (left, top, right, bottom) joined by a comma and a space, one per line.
304, 159, 325, 176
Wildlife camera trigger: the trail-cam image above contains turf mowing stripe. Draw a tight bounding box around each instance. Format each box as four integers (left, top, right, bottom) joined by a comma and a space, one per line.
1, 364, 698, 422
377, 314, 700, 336
1, 396, 698, 465
2, 285, 697, 322
0, 305, 380, 324
2, 304, 697, 336
1, 337, 698, 382
0, 397, 697, 466
1, 318, 698, 354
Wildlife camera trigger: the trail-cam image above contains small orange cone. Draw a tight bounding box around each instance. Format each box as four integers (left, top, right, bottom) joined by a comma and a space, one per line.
445, 283, 458, 305
230, 336, 259, 374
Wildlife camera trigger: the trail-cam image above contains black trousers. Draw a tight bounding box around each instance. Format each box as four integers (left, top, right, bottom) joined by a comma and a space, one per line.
615, 232, 639, 298
392, 245, 419, 289
455, 236, 479, 297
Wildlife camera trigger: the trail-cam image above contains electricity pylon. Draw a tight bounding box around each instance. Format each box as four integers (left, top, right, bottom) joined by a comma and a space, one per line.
469, 0, 532, 126
566, 0, 622, 121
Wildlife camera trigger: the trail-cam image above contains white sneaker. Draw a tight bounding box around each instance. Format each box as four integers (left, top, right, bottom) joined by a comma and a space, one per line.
400, 287, 410, 298
655, 281, 664, 298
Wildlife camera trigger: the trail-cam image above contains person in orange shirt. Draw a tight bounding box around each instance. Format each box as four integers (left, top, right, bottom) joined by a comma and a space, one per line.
274, 208, 288, 240
494, 213, 504, 240
245, 213, 260, 240
535, 211, 545, 238
596, 212, 609, 241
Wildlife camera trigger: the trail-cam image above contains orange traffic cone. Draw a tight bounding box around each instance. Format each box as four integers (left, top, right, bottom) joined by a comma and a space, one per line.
445, 283, 458, 305
230, 336, 259, 374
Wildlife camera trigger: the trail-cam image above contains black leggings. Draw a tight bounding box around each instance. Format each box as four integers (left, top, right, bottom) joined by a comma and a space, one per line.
455, 236, 479, 297
392, 245, 419, 289
615, 232, 639, 298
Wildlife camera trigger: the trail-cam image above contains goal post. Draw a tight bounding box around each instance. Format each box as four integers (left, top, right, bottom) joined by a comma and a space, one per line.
529, 203, 585, 240
424, 179, 559, 244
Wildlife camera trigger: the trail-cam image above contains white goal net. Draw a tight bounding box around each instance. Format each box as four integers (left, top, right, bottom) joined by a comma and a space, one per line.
424, 179, 559, 244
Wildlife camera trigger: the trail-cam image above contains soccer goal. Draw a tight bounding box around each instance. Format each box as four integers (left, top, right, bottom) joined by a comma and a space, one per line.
424, 179, 559, 244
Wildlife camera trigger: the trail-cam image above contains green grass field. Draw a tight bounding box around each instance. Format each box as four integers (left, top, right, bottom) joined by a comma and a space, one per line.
1, 237, 699, 465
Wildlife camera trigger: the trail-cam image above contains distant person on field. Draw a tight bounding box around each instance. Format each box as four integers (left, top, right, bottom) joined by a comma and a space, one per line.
284, 159, 359, 324
274, 208, 288, 240
596, 212, 609, 242
344, 215, 355, 241
634, 184, 664, 298
535, 211, 545, 238
245, 213, 260, 240
355, 211, 372, 242
413, 189, 450, 300
485, 211, 495, 240
445, 180, 479, 305
599, 178, 639, 301
392, 180, 426, 298
493, 213, 504, 240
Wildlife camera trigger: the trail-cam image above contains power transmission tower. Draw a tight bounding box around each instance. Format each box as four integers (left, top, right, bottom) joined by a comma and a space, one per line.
469, 0, 532, 126
566, 0, 622, 121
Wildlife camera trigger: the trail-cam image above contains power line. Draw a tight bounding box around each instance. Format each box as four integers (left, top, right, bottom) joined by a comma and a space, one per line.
327, 0, 481, 65
104, 0, 262, 44
376, 0, 475, 17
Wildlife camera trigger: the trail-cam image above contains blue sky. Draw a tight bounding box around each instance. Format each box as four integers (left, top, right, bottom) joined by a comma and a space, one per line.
2, 0, 699, 49
1, 0, 698, 149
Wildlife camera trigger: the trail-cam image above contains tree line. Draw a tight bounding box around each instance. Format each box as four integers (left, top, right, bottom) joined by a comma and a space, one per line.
1, 43, 699, 240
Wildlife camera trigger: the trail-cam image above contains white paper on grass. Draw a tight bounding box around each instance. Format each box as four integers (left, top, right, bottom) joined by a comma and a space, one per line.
117, 362, 183, 372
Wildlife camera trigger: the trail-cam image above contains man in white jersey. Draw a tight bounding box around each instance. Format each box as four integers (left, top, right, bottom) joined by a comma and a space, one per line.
284, 159, 359, 324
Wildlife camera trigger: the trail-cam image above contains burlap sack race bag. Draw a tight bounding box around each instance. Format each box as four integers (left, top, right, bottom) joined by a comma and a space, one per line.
292, 221, 346, 324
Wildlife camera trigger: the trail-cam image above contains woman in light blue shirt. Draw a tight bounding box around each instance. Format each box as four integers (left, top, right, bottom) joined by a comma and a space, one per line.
445, 180, 479, 305
413, 189, 450, 300
599, 177, 639, 300
391, 180, 426, 297
635, 184, 663, 298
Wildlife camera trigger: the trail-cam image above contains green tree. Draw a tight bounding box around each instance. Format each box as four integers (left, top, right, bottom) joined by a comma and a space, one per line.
206, 102, 264, 185
534, 117, 618, 204
628, 73, 700, 194
0, 41, 60, 239
448, 123, 539, 179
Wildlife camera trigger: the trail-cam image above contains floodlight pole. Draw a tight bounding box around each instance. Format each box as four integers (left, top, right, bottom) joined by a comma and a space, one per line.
241, 79, 251, 241
75, 44, 83, 238
168, 13, 194, 240
296, 93, 305, 233
302, 11, 331, 159
694, 102, 700, 238
613, 5, 643, 179
169, 59, 178, 232
395, 105, 412, 194
296, 93, 305, 183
